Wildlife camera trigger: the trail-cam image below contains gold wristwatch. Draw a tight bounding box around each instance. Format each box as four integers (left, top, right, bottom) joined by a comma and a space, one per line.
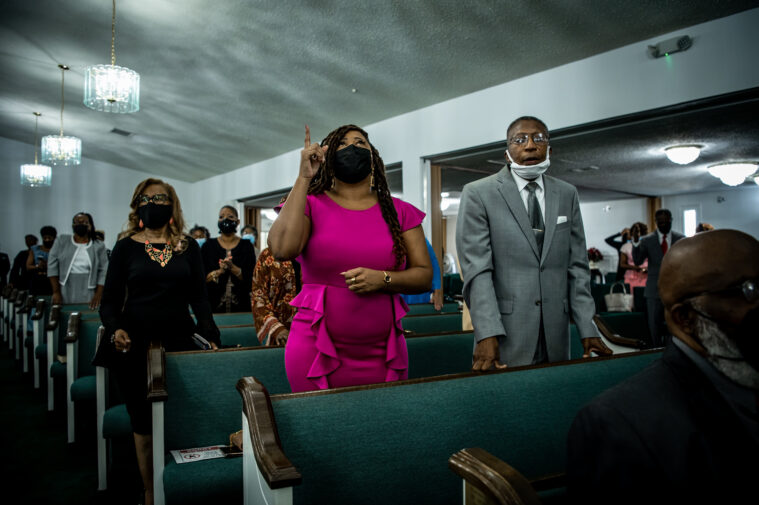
382, 271, 391, 287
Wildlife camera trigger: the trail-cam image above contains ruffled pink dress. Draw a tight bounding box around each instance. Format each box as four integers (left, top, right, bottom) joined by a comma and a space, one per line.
285, 193, 425, 392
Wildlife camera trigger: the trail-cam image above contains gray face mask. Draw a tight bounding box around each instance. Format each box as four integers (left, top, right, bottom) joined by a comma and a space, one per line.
506, 150, 550, 180
693, 312, 759, 389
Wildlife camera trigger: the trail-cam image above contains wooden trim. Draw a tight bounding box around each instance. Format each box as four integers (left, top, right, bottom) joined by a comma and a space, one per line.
403, 311, 462, 319
646, 197, 662, 234
430, 164, 444, 282
405, 329, 474, 339
236, 377, 302, 488
449, 447, 542, 505
529, 473, 566, 492
217, 323, 256, 329
147, 339, 168, 402
64, 312, 81, 343
272, 348, 663, 401
31, 298, 46, 320
45, 305, 62, 331
593, 314, 646, 348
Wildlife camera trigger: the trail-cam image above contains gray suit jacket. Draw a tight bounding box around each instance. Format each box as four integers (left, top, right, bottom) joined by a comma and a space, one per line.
455, 168, 597, 366
632, 230, 685, 298
48, 234, 109, 289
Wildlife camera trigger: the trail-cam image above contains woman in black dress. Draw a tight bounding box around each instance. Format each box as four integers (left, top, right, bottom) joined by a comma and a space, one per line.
97, 178, 219, 505
201, 205, 255, 312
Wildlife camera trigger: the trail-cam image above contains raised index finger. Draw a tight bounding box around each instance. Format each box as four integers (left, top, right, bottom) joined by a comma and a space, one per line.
304, 124, 311, 149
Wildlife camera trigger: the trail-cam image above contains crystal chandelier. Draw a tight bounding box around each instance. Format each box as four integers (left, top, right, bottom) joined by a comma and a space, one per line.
42, 64, 82, 165
21, 112, 52, 187
83, 0, 140, 113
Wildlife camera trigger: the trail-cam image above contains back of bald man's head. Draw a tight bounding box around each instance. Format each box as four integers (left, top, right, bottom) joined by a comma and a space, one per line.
659, 229, 759, 307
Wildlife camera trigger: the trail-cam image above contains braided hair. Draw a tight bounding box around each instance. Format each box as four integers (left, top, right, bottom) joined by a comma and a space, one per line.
307, 124, 407, 269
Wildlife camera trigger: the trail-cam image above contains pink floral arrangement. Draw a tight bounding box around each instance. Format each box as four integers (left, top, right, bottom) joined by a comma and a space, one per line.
587, 247, 603, 263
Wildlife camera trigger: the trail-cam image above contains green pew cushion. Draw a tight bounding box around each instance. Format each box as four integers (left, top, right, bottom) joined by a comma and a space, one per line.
71, 375, 96, 402
103, 404, 132, 439
208, 312, 253, 326
50, 360, 66, 378
218, 325, 259, 348
405, 302, 460, 316
35, 344, 47, 359
163, 457, 241, 505
270, 351, 662, 505
402, 313, 462, 334
406, 333, 473, 378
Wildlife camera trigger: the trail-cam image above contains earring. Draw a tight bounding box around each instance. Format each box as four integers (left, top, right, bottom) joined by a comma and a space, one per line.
331, 176, 336, 190
169, 217, 174, 225
139, 219, 144, 228
369, 167, 376, 192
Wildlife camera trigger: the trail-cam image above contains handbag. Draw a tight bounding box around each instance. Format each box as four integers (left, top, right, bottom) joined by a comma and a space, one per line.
604, 281, 634, 312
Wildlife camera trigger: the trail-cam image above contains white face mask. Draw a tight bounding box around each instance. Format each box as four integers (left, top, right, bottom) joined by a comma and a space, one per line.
694, 313, 759, 389
506, 150, 550, 180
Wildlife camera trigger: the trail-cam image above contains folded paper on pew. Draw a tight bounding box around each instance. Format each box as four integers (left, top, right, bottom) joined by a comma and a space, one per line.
170, 445, 226, 464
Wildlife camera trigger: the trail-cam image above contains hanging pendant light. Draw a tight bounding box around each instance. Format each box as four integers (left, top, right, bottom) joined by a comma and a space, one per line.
42, 64, 82, 165
83, 0, 140, 113
21, 112, 52, 187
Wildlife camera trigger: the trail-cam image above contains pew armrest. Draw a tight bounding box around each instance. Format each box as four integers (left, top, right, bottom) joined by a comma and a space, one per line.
147, 339, 167, 402
31, 299, 46, 320
64, 312, 81, 343
236, 377, 302, 489
449, 448, 542, 505
593, 315, 646, 349
46, 305, 62, 331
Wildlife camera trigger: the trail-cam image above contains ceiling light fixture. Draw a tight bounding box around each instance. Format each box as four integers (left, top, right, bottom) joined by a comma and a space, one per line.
21, 112, 52, 187
707, 162, 758, 187
664, 145, 701, 165
42, 65, 81, 166
84, 0, 140, 113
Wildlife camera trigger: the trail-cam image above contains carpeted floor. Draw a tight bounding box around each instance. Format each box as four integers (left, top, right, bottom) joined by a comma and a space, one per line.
0, 341, 142, 504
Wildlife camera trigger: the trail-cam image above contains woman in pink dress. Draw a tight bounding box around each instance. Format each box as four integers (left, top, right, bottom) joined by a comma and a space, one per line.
268, 124, 433, 392
620, 222, 648, 288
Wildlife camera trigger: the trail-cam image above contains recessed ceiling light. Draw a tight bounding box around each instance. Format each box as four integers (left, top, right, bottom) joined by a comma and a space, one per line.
706, 161, 758, 186
664, 144, 701, 164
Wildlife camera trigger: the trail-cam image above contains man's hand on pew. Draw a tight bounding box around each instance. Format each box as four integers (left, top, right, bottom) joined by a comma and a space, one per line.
582, 337, 613, 358
472, 336, 508, 371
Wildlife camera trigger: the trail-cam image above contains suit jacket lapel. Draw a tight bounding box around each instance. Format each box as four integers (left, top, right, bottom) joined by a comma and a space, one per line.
496, 169, 540, 259
540, 177, 559, 264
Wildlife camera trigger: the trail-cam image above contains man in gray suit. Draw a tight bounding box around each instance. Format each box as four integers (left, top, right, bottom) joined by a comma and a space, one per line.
632, 208, 684, 347
456, 116, 610, 370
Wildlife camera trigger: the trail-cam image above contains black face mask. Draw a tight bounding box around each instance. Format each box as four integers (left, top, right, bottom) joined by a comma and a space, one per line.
333, 145, 372, 184
138, 203, 173, 229
73, 224, 89, 237
734, 306, 759, 371
218, 218, 238, 234
43, 240, 55, 249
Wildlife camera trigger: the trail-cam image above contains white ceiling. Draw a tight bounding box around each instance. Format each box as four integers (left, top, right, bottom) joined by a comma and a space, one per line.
2, 0, 757, 183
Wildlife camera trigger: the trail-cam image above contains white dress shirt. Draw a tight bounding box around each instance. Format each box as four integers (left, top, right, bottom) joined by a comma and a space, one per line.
510, 170, 546, 218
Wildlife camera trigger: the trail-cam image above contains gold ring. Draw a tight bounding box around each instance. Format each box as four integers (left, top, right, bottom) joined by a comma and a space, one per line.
351, 277, 356, 284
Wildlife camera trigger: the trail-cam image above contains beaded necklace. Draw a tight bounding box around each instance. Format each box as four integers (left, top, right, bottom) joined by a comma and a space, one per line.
144, 240, 173, 267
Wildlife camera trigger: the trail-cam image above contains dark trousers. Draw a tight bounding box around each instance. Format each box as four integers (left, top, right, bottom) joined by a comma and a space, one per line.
646, 296, 667, 348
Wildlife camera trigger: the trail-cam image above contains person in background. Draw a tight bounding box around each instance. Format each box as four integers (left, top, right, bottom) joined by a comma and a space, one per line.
567, 229, 759, 503
633, 208, 685, 347
9, 234, 37, 290
604, 227, 630, 282
268, 124, 432, 392
97, 178, 219, 505
241, 224, 260, 258
696, 222, 715, 233
48, 213, 108, 309
26, 226, 56, 296
201, 206, 255, 313
189, 224, 210, 248
401, 237, 443, 310
618, 222, 648, 289
252, 199, 301, 346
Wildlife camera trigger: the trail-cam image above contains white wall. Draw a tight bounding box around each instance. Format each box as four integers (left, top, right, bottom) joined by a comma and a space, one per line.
0, 136, 192, 255
663, 185, 759, 239
187, 9, 759, 229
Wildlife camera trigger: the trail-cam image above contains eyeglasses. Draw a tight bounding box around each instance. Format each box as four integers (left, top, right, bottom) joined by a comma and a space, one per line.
690, 278, 758, 304
138, 194, 171, 205
508, 133, 549, 146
